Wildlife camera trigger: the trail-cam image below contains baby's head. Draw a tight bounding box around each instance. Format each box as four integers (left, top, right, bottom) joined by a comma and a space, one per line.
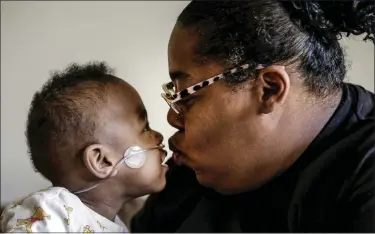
26, 61, 168, 198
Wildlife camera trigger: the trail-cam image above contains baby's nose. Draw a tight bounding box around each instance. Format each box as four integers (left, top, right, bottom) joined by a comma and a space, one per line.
154, 130, 164, 144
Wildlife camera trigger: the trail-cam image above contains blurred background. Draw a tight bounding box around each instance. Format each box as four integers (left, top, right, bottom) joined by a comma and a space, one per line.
1, 1, 374, 207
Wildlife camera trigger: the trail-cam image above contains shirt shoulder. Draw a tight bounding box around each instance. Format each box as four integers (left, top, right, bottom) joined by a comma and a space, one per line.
0, 187, 101, 232
289, 121, 374, 231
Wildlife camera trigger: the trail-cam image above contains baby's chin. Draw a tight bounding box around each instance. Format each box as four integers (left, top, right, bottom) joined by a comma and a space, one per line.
144, 174, 167, 195
125, 164, 168, 196
153, 176, 167, 193
144, 164, 168, 190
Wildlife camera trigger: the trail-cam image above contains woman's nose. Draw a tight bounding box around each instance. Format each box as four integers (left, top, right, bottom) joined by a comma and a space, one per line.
167, 108, 184, 130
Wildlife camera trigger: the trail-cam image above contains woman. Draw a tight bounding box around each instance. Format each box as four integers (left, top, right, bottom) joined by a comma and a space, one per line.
132, 0, 374, 232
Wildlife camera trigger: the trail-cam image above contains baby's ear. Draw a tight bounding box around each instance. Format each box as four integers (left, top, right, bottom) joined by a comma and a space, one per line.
82, 144, 119, 179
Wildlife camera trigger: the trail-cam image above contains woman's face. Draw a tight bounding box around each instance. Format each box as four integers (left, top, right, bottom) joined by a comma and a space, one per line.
166, 26, 275, 194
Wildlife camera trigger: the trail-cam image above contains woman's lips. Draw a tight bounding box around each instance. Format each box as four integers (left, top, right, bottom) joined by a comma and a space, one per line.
172, 151, 184, 166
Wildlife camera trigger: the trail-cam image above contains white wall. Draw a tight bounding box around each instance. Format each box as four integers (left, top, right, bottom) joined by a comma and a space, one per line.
341, 37, 374, 90
1, 1, 373, 206
1, 1, 189, 206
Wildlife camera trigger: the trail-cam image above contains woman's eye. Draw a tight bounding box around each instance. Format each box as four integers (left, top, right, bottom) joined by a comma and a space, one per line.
180, 96, 195, 108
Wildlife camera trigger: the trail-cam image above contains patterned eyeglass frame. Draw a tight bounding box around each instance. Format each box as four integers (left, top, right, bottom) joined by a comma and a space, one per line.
161, 63, 266, 114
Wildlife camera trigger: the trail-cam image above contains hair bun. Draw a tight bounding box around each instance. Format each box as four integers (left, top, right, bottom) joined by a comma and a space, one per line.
280, 0, 374, 43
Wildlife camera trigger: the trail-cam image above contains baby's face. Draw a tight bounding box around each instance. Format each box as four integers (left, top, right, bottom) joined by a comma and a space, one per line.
102, 82, 168, 196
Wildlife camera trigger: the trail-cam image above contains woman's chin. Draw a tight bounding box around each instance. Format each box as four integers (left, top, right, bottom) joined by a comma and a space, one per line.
195, 171, 214, 187
195, 172, 234, 194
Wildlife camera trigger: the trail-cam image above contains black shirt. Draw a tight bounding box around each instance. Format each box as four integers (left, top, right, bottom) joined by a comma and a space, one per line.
131, 83, 374, 232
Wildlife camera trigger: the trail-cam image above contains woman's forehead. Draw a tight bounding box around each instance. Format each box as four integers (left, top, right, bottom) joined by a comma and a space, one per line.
168, 26, 236, 96
168, 27, 200, 70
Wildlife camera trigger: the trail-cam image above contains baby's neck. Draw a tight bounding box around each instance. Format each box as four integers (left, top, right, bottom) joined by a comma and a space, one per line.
77, 191, 132, 221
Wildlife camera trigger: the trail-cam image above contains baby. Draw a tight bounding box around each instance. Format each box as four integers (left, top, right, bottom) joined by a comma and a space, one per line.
1, 62, 169, 232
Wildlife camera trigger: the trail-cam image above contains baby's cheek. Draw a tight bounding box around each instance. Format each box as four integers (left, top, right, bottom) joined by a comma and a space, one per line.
140, 155, 162, 182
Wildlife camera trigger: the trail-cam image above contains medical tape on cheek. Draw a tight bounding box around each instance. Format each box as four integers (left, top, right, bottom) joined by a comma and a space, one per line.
124, 146, 146, 169
124, 144, 165, 168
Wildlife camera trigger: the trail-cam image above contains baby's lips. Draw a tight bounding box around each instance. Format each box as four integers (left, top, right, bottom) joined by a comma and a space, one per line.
161, 152, 172, 165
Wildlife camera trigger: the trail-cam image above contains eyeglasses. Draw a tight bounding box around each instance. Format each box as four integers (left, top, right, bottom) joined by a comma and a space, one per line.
161, 63, 265, 114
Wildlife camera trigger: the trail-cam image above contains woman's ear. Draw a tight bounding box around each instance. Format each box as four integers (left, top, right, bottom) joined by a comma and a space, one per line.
82, 144, 119, 179
256, 65, 290, 114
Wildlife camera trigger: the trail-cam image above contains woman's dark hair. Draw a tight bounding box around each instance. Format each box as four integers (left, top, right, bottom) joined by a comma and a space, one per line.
177, 0, 374, 97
